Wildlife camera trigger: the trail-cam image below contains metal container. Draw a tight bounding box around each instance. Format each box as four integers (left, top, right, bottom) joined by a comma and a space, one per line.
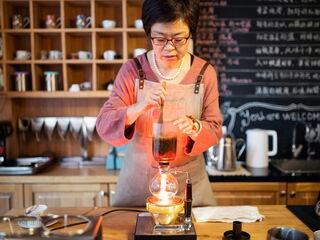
267, 227, 309, 240
44, 71, 59, 91
15, 71, 28, 91
205, 126, 245, 171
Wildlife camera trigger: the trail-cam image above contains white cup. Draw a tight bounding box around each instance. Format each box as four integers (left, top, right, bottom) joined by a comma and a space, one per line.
133, 48, 147, 57
69, 84, 80, 92
103, 50, 116, 60
246, 129, 278, 168
48, 50, 62, 60
314, 230, 320, 240
102, 19, 116, 29
78, 51, 92, 60
134, 19, 143, 29
16, 50, 31, 60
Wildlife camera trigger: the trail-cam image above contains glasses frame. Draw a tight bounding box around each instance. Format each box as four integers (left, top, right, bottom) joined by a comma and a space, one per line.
150, 34, 191, 47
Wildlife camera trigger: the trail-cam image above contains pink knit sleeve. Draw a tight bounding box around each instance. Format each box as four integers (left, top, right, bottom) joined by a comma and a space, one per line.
184, 64, 223, 155
96, 60, 137, 146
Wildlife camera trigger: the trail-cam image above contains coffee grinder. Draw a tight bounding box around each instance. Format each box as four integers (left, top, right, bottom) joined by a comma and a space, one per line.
134, 119, 196, 240
0, 121, 13, 164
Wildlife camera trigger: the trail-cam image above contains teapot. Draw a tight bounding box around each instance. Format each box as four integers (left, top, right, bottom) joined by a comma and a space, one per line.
206, 126, 245, 171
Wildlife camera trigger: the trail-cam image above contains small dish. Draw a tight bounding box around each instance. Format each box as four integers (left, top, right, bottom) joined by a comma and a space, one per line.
25, 204, 48, 216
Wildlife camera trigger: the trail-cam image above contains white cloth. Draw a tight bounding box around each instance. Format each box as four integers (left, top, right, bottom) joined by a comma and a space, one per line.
192, 206, 265, 223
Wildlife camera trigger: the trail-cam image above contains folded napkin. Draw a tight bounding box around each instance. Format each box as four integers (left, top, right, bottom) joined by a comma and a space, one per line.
192, 206, 265, 223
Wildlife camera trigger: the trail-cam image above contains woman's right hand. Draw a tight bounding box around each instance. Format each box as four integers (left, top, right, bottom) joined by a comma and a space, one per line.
126, 84, 166, 126
138, 85, 166, 111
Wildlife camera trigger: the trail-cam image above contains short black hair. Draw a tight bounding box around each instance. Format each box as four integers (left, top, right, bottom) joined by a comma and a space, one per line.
142, 0, 199, 38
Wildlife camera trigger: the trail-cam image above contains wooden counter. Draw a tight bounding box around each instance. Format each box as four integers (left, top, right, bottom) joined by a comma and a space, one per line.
6, 205, 314, 239
0, 164, 119, 183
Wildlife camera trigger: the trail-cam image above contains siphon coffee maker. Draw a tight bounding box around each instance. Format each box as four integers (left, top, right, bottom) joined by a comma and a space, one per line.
134, 83, 196, 240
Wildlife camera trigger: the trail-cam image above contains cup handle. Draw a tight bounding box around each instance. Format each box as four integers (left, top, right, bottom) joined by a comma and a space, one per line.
56, 17, 61, 28
267, 130, 278, 156
85, 17, 92, 28
23, 17, 30, 28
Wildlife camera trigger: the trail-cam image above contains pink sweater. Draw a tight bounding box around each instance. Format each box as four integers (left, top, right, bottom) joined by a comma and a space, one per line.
96, 54, 222, 156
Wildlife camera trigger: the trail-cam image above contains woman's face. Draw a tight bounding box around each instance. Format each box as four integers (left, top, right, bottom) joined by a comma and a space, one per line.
150, 19, 190, 67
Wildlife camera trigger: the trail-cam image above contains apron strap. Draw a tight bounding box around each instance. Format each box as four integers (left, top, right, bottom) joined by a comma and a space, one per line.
194, 62, 209, 94
133, 57, 145, 89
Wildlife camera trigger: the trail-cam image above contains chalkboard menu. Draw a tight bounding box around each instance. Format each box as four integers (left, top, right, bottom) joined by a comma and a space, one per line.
195, 0, 320, 159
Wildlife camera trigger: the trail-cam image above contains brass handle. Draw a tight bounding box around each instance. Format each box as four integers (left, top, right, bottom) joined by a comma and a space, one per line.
280, 190, 286, 196
290, 191, 296, 197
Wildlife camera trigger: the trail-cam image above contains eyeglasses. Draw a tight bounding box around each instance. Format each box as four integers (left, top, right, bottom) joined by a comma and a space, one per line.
150, 35, 190, 47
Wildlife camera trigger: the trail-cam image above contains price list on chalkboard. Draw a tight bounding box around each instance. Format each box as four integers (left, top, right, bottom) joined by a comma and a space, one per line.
195, 0, 320, 97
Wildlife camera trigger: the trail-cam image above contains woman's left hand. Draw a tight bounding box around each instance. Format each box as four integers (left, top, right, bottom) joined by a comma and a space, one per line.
173, 116, 199, 139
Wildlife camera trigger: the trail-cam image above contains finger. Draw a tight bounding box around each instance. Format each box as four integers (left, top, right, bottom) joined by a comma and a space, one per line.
174, 116, 191, 125
173, 118, 185, 125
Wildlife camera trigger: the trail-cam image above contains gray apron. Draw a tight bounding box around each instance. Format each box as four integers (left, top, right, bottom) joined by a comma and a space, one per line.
111, 58, 215, 207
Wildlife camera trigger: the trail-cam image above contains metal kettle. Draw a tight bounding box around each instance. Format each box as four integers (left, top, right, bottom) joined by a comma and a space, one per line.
206, 126, 245, 171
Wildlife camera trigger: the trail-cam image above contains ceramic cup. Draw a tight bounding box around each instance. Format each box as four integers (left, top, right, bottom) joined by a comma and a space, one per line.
69, 84, 80, 92
76, 15, 92, 28
12, 14, 30, 29
45, 15, 61, 28
78, 51, 92, 60
102, 19, 116, 29
133, 48, 147, 57
16, 50, 31, 60
48, 50, 62, 60
40, 50, 48, 60
134, 19, 143, 29
103, 50, 116, 60
314, 230, 320, 240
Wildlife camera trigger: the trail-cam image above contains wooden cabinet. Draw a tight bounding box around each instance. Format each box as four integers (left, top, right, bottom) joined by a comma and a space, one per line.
0, 0, 146, 95
211, 182, 287, 205
24, 183, 112, 208
212, 182, 320, 206
286, 182, 320, 205
0, 183, 23, 215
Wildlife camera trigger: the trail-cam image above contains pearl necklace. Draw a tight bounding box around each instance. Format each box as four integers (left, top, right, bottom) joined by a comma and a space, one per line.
152, 51, 184, 81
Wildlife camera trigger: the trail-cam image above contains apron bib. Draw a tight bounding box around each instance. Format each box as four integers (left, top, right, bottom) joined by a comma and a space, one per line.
111, 57, 215, 207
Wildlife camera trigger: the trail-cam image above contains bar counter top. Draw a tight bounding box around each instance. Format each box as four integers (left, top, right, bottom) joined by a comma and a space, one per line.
6, 205, 314, 239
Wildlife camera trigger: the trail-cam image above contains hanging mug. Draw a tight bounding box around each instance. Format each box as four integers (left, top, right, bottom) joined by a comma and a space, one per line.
12, 14, 30, 29
76, 15, 92, 28
45, 15, 61, 28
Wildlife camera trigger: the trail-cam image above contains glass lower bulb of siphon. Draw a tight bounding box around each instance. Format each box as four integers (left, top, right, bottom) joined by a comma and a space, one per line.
149, 165, 178, 205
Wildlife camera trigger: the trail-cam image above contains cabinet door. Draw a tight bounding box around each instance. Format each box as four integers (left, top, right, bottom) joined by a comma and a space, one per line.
0, 184, 24, 215
24, 183, 109, 208
287, 182, 320, 205
211, 182, 287, 205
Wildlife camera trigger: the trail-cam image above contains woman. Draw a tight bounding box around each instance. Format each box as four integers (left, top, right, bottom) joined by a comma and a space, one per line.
96, 0, 222, 206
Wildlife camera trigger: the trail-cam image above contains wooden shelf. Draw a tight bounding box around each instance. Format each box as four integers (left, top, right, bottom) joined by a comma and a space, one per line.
4, 90, 111, 98
0, 0, 146, 95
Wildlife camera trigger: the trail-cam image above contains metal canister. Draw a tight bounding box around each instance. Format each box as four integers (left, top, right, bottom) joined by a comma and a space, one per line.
44, 71, 59, 91
15, 71, 28, 91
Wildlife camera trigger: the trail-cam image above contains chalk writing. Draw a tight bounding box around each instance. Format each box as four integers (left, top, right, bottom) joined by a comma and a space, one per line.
223, 102, 320, 143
